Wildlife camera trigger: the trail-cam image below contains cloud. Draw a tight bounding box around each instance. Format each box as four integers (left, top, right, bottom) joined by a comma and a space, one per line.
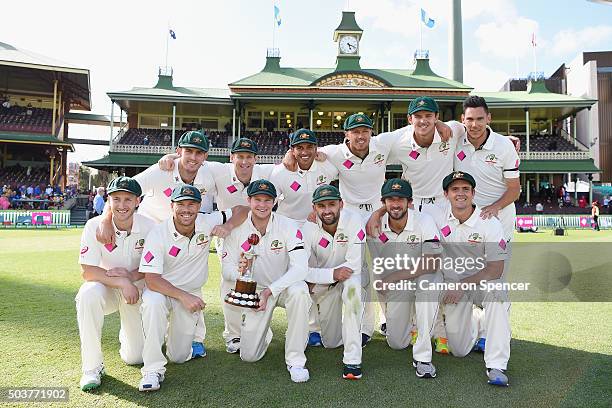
463, 62, 511, 91
549, 25, 612, 57
462, 0, 517, 21
474, 17, 540, 59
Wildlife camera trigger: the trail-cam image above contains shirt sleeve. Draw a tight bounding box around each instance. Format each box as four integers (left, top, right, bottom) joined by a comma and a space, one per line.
268, 221, 308, 297
79, 220, 102, 267
374, 130, 401, 157
201, 209, 230, 228
196, 164, 218, 197
484, 219, 509, 262
501, 138, 521, 179
133, 164, 159, 196
256, 164, 275, 180
139, 227, 165, 275
321, 159, 339, 182
420, 213, 443, 255
220, 233, 240, 282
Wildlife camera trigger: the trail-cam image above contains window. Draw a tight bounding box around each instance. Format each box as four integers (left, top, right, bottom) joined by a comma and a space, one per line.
296, 114, 309, 129
264, 110, 278, 132
280, 112, 294, 129
491, 122, 508, 135
393, 113, 407, 131
247, 111, 262, 129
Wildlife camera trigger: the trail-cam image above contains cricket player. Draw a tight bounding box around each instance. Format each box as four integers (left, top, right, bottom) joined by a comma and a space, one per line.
77, 176, 155, 391
221, 179, 311, 383
434, 171, 511, 386
138, 185, 246, 391
301, 185, 365, 379
367, 178, 443, 378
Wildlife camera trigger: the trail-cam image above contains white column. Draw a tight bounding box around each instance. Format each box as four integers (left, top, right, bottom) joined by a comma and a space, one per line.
109, 100, 114, 149
232, 107, 236, 144
536, 173, 540, 193
309, 109, 313, 130
172, 103, 177, 149
387, 105, 392, 132
572, 114, 577, 148
526, 180, 530, 204
588, 175, 593, 204
525, 108, 530, 158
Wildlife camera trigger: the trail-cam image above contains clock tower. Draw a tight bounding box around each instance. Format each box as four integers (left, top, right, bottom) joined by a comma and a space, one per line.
333, 11, 363, 71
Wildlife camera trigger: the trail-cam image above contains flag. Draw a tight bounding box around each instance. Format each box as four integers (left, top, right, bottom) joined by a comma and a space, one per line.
169, 29, 176, 40
531, 32, 536, 47
274, 5, 281, 27
420, 9, 435, 28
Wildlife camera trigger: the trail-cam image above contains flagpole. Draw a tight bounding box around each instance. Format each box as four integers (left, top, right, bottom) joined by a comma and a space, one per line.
165, 22, 169, 69
419, 11, 423, 52
272, 1, 275, 49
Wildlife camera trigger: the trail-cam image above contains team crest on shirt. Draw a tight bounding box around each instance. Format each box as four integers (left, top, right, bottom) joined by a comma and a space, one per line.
406, 234, 420, 248
316, 175, 327, 185
196, 233, 209, 247
438, 142, 450, 155
335, 232, 348, 245
373, 153, 385, 166
134, 239, 145, 250
270, 239, 284, 252
484, 154, 498, 164
467, 232, 483, 244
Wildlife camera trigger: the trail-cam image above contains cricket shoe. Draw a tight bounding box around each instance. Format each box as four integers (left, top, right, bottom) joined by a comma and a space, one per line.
139, 372, 164, 392
307, 332, 322, 347
191, 341, 207, 358
287, 365, 310, 383
434, 337, 450, 354
226, 338, 241, 354
379, 323, 387, 337
473, 337, 486, 352
487, 368, 509, 387
80, 364, 105, 391
361, 333, 371, 348
342, 364, 363, 380
413, 361, 437, 379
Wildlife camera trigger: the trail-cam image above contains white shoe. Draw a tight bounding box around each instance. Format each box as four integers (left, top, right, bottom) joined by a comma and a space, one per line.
139, 372, 164, 392
80, 365, 104, 391
287, 365, 310, 383
226, 338, 241, 354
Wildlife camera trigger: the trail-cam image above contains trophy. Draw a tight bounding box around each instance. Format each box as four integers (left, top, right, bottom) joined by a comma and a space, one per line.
224, 233, 260, 308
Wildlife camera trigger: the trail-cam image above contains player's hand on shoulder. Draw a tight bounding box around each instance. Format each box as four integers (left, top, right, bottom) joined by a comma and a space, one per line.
282, 150, 297, 171
436, 120, 453, 142
315, 150, 327, 162
333, 266, 353, 282
179, 293, 206, 313
443, 289, 463, 304
366, 207, 384, 237
158, 153, 180, 171
211, 224, 232, 239
307, 210, 317, 223
96, 219, 115, 245
507, 135, 521, 152
479, 205, 500, 219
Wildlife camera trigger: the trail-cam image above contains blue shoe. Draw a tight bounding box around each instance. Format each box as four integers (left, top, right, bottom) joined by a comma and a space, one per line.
308, 332, 322, 347
487, 368, 509, 386
361, 333, 371, 348
191, 341, 206, 358
473, 337, 486, 352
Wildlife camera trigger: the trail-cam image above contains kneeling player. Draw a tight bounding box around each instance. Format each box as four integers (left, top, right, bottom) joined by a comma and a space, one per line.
77, 177, 155, 391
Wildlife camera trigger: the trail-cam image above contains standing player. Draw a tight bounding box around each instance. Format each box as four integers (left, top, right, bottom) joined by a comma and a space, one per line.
138, 185, 246, 391
435, 171, 511, 386
301, 185, 365, 379
77, 176, 155, 391
367, 179, 442, 378
221, 180, 311, 383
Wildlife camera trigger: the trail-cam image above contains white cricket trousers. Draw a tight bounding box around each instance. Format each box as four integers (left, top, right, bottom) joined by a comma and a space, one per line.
444, 284, 511, 370
240, 281, 312, 367
381, 273, 441, 363
221, 279, 243, 343
310, 278, 363, 365
140, 288, 200, 375
76, 281, 145, 372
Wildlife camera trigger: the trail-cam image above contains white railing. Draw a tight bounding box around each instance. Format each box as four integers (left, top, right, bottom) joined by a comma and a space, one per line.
0, 210, 71, 226
519, 151, 591, 160
110, 144, 284, 163
515, 215, 611, 229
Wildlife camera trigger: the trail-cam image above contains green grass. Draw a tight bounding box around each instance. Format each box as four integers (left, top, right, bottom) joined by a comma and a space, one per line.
0, 229, 611, 407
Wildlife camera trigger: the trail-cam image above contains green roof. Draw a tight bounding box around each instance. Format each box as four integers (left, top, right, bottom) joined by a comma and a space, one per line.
519, 159, 601, 173
335, 11, 363, 33
477, 91, 596, 108
0, 132, 73, 151
82, 152, 229, 170
108, 83, 231, 104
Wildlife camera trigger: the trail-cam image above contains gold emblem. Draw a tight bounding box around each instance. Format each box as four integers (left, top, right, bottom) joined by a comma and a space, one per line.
453, 171, 464, 179
299, 133, 309, 139
240, 141, 251, 147
259, 183, 268, 190
418, 100, 426, 106
193, 136, 202, 143
182, 187, 194, 195
118, 180, 129, 188
320, 189, 331, 196
391, 183, 402, 190
356, 116, 363, 122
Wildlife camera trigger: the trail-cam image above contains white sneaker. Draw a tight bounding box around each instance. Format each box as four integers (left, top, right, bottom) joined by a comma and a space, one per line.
287, 365, 310, 383
226, 338, 241, 354
80, 365, 104, 391
139, 372, 164, 392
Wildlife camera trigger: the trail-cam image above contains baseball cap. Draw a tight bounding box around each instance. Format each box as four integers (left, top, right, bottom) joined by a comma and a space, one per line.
247, 179, 277, 198
381, 178, 413, 199
408, 96, 439, 115
442, 171, 476, 191
178, 130, 209, 152
231, 138, 258, 154
107, 176, 142, 197
312, 184, 342, 203
343, 113, 373, 130
290, 129, 318, 146
170, 184, 202, 203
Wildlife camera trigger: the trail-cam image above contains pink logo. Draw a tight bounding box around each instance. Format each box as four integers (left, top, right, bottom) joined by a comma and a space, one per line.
227, 185, 238, 194
163, 188, 172, 197
290, 181, 301, 191
409, 150, 420, 160
144, 251, 154, 263
357, 229, 365, 241
168, 246, 181, 257
441, 225, 451, 237
318, 237, 330, 248
499, 239, 507, 250
379, 233, 389, 243
343, 160, 354, 169
241, 240, 251, 252
104, 243, 116, 252
515, 159, 520, 168
457, 151, 466, 161
80, 246, 88, 254
296, 229, 303, 240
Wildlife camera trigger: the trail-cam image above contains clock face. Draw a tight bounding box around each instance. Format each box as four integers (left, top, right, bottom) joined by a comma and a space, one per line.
339, 35, 358, 54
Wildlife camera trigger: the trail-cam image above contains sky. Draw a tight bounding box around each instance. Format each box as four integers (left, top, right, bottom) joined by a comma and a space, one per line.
2, 0, 611, 163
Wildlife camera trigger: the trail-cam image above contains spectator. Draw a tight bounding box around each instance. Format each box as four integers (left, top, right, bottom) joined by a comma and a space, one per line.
26, 103, 33, 116
34, 185, 41, 197
0, 194, 9, 210
1, 98, 10, 109
163, 133, 171, 143
535, 202, 544, 214
93, 186, 105, 216
578, 196, 587, 208
26, 185, 34, 197
45, 185, 53, 197
143, 135, 150, 145
603, 195, 610, 210
591, 201, 600, 231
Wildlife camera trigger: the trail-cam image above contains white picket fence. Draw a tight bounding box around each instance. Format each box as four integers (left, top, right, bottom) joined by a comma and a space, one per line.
0, 210, 71, 227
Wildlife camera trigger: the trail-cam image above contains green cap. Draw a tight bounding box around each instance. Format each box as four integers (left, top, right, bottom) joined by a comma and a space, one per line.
442, 171, 477, 190
107, 176, 142, 197
312, 184, 342, 203
290, 129, 318, 146
408, 97, 439, 115
231, 138, 258, 154
247, 179, 277, 198
170, 184, 202, 203
381, 178, 413, 199
343, 113, 373, 130
178, 130, 209, 152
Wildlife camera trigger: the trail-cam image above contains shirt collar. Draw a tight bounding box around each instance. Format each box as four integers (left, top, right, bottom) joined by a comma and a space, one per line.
381, 209, 415, 233
167, 217, 185, 241
111, 214, 140, 238
230, 163, 260, 186
315, 208, 348, 234
446, 205, 480, 227
297, 159, 318, 177
247, 211, 274, 235
409, 127, 442, 150
341, 138, 377, 160
463, 127, 495, 150
172, 158, 182, 183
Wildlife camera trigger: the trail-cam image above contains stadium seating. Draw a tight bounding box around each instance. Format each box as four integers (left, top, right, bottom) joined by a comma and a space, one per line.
0, 165, 47, 186
514, 134, 581, 152
117, 128, 231, 148
0, 105, 53, 133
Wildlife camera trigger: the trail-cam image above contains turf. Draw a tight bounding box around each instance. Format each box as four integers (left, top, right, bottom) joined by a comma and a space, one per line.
0, 229, 611, 407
